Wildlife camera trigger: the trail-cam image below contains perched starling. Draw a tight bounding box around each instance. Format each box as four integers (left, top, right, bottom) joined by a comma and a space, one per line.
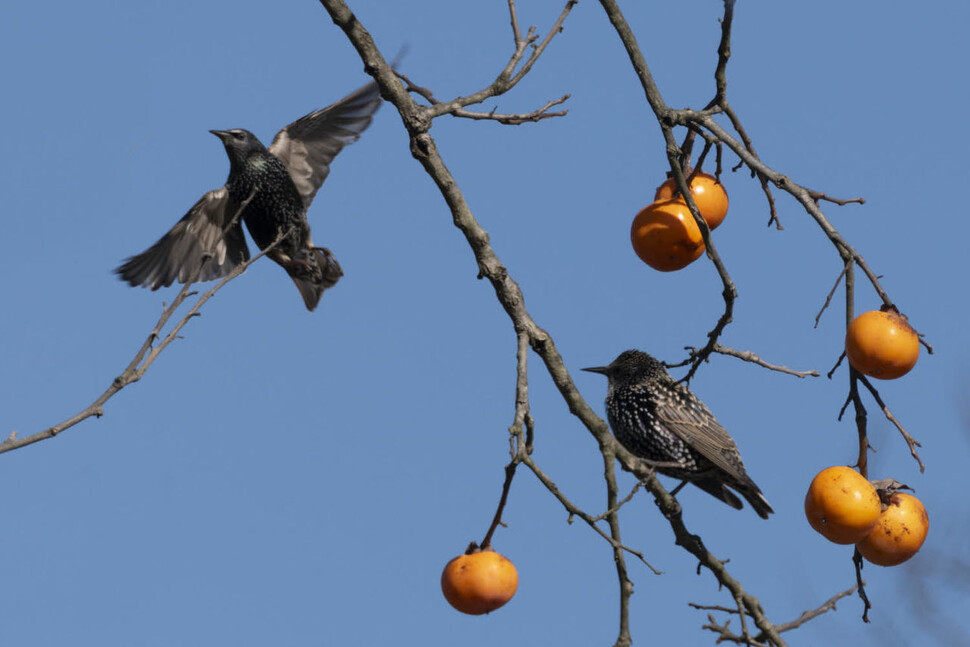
583, 349, 773, 518
115, 80, 383, 311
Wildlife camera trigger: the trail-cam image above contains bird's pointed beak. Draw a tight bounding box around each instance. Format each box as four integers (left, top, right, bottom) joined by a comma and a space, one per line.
209, 129, 230, 141
581, 366, 610, 375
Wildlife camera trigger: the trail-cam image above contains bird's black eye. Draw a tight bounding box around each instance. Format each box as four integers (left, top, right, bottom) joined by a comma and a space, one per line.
232, 131, 245, 141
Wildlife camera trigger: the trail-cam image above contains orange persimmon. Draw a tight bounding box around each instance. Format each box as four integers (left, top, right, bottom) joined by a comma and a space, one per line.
845, 309, 919, 380
654, 172, 729, 230
804, 466, 881, 544
856, 492, 929, 566
441, 548, 519, 615
630, 199, 705, 271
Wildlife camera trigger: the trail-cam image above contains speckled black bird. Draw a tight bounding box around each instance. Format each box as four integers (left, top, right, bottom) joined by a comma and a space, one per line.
583, 350, 773, 518
115, 81, 382, 311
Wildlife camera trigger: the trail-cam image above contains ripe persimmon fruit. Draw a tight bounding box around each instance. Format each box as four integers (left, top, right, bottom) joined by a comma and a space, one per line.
630, 199, 705, 272
654, 172, 729, 230
804, 466, 881, 544
441, 547, 519, 615
856, 492, 929, 566
845, 309, 919, 380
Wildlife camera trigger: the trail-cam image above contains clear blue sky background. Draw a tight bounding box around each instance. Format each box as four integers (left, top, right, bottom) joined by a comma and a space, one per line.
2, 1, 968, 645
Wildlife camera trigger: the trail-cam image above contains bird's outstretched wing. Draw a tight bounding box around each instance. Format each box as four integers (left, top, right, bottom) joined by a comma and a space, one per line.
268, 81, 382, 209
115, 188, 250, 290
652, 384, 752, 485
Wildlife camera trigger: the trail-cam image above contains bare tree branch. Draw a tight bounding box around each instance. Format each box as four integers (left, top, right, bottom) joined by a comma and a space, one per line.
602, 446, 635, 647
415, 0, 576, 119
857, 374, 925, 473
774, 583, 858, 632
399, 71, 569, 123
321, 0, 925, 642
853, 548, 873, 623
1, 233, 282, 455
815, 262, 850, 328
673, 344, 820, 379
691, 583, 857, 644
481, 332, 533, 549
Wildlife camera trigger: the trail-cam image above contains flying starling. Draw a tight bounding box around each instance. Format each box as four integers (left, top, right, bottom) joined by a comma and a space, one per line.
583, 350, 773, 518
115, 80, 383, 311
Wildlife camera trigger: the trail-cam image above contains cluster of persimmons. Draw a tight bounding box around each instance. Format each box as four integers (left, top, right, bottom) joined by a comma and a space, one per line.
630, 172, 728, 271
805, 308, 927, 566
805, 466, 928, 566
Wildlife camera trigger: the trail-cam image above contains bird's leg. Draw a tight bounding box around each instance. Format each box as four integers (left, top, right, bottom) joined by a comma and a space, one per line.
273, 248, 321, 281
638, 457, 692, 472
285, 258, 321, 280
670, 480, 689, 496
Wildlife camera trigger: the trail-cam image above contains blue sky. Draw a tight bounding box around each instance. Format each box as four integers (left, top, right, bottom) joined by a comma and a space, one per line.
2, 1, 968, 645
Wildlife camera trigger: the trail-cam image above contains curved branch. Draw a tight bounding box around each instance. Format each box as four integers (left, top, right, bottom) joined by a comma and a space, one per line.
399, 71, 570, 124
690, 582, 857, 643
708, 344, 820, 378
419, 0, 576, 119
1, 236, 281, 455
597, 0, 739, 381
322, 1, 892, 643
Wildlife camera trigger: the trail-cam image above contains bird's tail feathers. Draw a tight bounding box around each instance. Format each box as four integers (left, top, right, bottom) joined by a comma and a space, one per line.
690, 477, 774, 519
290, 275, 325, 312
739, 485, 774, 520
288, 248, 344, 312
691, 478, 744, 511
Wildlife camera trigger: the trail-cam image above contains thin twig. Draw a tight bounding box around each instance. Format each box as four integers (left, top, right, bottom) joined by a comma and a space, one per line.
420, 0, 577, 119
602, 446, 635, 646
481, 461, 517, 549
668, 160, 738, 383
482, 332, 534, 548
734, 590, 752, 644
690, 583, 858, 642
808, 190, 866, 206
827, 351, 847, 380
815, 262, 849, 328
399, 71, 570, 124
707, 344, 819, 378
521, 453, 662, 575
857, 375, 925, 473
449, 96, 570, 124
590, 481, 642, 522
853, 549, 872, 623
774, 583, 858, 632
1, 231, 283, 455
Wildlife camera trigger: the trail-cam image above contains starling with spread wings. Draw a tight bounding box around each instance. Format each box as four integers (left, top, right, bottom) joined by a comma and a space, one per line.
116, 80, 382, 311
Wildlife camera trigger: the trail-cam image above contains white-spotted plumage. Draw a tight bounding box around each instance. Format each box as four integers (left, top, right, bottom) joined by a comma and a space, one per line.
584, 350, 773, 519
